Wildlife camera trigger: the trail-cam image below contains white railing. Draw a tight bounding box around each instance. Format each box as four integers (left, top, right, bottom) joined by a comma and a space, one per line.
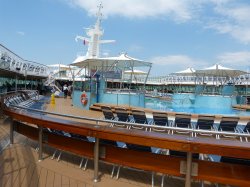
144, 74, 250, 86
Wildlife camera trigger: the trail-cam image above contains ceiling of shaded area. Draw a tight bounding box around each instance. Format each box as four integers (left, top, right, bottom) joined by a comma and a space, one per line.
0, 68, 46, 80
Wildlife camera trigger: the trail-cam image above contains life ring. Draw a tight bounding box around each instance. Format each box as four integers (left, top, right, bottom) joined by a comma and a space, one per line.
81, 93, 88, 105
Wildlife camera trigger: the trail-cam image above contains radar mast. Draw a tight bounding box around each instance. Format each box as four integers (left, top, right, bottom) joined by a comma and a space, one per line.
75, 3, 115, 58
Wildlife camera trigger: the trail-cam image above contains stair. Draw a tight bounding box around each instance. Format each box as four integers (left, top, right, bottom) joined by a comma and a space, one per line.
44, 75, 62, 92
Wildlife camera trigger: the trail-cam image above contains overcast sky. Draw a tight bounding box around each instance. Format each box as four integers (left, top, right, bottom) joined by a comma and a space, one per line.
1, 0, 250, 75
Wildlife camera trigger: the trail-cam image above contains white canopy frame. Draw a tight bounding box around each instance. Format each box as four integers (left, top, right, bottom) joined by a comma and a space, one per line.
71, 53, 152, 90
196, 64, 247, 86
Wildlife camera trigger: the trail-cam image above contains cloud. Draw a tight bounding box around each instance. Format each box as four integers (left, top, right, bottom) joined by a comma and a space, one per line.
64, 0, 250, 44
128, 44, 143, 53
217, 51, 250, 68
150, 55, 207, 75
205, 2, 250, 44
64, 0, 200, 22
16, 31, 25, 36
150, 52, 250, 75
151, 55, 201, 66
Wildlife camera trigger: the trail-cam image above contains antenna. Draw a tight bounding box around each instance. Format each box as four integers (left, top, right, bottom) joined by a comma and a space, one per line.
96, 3, 103, 29
75, 2, 114, 58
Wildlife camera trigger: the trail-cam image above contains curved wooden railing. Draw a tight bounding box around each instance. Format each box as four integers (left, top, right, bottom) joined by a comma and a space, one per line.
3, 107, 250, 187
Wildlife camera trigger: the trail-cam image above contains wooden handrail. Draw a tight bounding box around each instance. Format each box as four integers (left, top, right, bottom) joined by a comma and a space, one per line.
4, 108, 250, 158
4, 107, 250, 186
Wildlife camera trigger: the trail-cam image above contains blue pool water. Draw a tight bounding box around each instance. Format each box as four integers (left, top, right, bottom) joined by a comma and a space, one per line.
145, 93, 250, 116
29, 96, 50, 110
73, 90, 250, 116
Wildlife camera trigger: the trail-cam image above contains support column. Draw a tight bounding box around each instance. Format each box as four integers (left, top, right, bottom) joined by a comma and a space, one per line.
38, 126, 43, 161
185, 152, 192, 187
0, 96, 4, 119
93, 138, 100, 182
15, 74, 18, 92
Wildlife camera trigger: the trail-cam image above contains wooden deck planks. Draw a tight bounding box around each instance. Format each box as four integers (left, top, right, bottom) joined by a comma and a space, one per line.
38, 167, 48, 187
20, 163, 36, 187
69, 179, 78, 187
2, 155, 29, 187
28, 165, 42, 187
61, 175, 70, 186
12, 164, 32, 187
46, 170, 55, 187
53, 172, 62, 187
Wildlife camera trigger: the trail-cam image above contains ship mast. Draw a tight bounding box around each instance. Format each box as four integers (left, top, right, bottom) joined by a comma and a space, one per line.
75, 3, 115, 58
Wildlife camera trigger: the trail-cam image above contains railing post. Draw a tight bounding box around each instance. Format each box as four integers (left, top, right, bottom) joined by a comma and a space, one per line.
93, 137, 100, 182
10, 117, 14, 145
38, 126, 43, 161
0, 96, 4, 119
185, 152, 192, 187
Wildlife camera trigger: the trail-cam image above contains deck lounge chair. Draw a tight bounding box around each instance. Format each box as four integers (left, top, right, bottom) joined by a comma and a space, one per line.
172, 114, 192, 135
114, 107, 131, 128
169, 150, 199, 159
215, 116, 240, 139
208, 154, 250, 166
239, 121, 250, 142
130, 109, 152, 131
101, 106, 117, 127
151, 112, 171, 133
220, 156, 250, 166
194, 115, 215, 137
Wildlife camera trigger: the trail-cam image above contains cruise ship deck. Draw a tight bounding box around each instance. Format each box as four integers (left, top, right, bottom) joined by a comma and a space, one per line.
0, 98, 202, 187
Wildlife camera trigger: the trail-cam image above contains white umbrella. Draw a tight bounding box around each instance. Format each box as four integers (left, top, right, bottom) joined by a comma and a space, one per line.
71, 53, 152, 68
196, 64, 247, 77
172, 67, 196, 76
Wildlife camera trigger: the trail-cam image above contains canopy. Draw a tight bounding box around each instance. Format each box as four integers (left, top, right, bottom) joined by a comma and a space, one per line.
124, 70, 147, 75
172, 67, 196, 76
196, 64, 247, 77
48, 64, 72, 70
71, 53, 152, 69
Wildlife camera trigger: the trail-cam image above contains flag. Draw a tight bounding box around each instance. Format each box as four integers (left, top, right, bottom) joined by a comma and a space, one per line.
83, 39, 88, 45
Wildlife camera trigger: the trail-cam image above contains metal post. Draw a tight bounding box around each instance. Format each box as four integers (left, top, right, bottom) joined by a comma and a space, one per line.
0, 96, 4, 119
10, 118, 14, 145
93, 138, 100, 182
185, 152, 192, 187
38, 126, 43, 161
15, 75, 18, 92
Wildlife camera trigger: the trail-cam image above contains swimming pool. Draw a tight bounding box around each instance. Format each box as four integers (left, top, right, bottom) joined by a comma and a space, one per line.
29, 96, 50, 110
145, 93, 250, 116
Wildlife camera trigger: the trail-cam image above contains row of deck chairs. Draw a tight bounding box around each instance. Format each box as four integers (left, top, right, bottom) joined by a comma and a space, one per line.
101, 106, 250, 141
101, 106, 153, 130
100, 107, 250, 185
4, 91, 39, 108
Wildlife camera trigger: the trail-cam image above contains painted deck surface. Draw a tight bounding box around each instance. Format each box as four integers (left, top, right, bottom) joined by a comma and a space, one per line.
0, 98, 215, 187
45, 98, 105, 125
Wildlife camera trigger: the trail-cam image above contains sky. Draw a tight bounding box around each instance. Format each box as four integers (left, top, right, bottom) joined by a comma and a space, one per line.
1, 0, 250, 76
